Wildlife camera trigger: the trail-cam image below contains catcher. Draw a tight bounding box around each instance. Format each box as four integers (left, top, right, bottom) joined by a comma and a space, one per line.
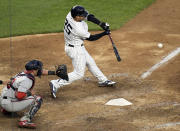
0, 60, 68, 129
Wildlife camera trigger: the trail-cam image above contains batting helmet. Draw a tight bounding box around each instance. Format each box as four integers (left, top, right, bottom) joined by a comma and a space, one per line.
71, 5, 88, 18
25, 60, 43, 77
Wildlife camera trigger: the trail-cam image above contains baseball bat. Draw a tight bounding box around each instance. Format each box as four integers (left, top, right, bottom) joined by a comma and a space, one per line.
108, 34, 121, 62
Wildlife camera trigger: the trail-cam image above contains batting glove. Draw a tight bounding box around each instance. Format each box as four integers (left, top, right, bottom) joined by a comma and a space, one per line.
100, 22, 110, 31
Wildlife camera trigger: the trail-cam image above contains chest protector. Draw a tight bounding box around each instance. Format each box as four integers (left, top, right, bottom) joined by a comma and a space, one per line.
7, 72, 35, 91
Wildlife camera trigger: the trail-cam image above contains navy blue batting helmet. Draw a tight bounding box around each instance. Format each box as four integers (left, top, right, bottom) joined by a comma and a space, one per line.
25, 60, 43, 77
71, 5, 88, 18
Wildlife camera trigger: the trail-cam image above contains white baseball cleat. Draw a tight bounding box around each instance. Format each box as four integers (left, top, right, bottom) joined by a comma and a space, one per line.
49, 80, 58, 98
98, 80, 116, 87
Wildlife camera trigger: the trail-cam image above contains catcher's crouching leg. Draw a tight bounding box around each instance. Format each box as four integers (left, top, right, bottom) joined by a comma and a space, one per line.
18, 96, 43, 129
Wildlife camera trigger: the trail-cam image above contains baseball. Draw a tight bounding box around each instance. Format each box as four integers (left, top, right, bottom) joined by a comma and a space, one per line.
157, 43, 163, 48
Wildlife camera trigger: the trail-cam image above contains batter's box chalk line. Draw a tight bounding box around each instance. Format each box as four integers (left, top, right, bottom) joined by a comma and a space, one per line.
83, 73, 129, 81
142, 122, 180, 131
141, 47, 180, 79
108, 73, 129, 78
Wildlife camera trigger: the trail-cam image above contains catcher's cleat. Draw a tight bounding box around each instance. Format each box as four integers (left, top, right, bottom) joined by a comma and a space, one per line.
98, 80, 116, 87
49, 81, 57, 98
18, 120, 36, 129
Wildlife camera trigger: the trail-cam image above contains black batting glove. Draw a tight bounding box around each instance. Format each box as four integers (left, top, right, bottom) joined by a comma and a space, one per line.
103, 29, 111, 35
99, 22, 110, 31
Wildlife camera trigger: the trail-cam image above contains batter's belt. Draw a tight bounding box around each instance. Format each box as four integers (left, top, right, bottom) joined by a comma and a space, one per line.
66, 44, 84, 47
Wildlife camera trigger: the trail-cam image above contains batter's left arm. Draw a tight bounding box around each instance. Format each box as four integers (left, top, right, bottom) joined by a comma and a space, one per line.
87, 14, 109, 30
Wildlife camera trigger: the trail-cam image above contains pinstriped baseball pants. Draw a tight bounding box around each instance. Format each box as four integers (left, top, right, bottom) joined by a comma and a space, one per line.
54, 45, 108, 88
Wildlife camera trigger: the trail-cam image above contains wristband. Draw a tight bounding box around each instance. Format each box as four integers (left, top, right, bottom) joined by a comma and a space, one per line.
48, 71, 55, 75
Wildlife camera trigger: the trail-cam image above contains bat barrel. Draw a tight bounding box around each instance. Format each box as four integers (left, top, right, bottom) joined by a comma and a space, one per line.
108, 35, 121, 62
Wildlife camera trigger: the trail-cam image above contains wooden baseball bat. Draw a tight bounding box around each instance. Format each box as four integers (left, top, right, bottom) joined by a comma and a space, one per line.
108, 34, 121, 62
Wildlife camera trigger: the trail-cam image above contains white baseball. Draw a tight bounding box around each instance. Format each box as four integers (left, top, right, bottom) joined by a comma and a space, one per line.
158, 43, 163, 48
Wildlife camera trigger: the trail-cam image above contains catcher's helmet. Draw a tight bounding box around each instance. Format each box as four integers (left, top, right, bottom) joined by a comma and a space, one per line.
25, 60, 43, 77
71, 5, 88, 18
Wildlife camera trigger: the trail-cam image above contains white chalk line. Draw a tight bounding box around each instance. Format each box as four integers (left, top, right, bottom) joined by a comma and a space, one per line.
155, 122, 180, 128
83, 73, 129, 81
142, 122, 180, 131
141, 47, 180, 79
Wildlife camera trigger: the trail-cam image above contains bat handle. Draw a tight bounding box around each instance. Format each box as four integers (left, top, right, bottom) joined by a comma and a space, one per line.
108, 34, 121, 62
108, 34, 113, 42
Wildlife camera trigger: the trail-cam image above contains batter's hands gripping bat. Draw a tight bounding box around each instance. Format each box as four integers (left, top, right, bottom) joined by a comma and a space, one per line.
108, 34, 121, 62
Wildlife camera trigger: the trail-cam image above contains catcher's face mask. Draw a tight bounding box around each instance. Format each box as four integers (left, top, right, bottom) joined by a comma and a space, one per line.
36, 68, 42, 78
36, 62, 43, 78
25, 60, 43, 78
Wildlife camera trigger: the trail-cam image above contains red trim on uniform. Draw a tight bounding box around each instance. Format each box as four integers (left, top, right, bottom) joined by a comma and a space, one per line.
16, 92, 27, 100
11, 97, 34, 102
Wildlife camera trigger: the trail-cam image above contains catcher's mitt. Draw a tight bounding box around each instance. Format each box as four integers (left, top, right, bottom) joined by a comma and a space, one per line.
56, 64, 69, 81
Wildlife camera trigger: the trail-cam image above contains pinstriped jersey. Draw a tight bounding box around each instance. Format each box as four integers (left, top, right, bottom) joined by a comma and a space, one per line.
64, 12, 90, 46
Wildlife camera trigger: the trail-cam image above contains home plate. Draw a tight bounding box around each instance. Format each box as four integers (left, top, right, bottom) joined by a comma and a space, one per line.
105, 98, 132, 106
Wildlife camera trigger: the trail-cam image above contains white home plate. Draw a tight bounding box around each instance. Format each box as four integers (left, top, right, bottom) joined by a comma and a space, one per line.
105, 98, 132, 106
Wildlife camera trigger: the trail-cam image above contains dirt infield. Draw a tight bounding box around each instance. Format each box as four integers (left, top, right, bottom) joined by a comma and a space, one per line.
0, 0, 180, 130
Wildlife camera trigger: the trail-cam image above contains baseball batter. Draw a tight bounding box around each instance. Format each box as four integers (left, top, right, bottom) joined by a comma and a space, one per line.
0, 60, 68, 128
49, 5, 116, 98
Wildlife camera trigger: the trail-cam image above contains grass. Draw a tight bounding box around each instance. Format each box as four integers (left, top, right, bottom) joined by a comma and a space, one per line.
0, 0, 156, 38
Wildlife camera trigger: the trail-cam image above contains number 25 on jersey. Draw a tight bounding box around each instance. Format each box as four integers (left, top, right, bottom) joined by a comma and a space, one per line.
64, 19, 72, 35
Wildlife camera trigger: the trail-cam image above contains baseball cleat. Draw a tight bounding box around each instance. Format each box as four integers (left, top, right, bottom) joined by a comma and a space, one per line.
49, 81, 57, 98
18, 120, 36, 129
98, 80, 116, 87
